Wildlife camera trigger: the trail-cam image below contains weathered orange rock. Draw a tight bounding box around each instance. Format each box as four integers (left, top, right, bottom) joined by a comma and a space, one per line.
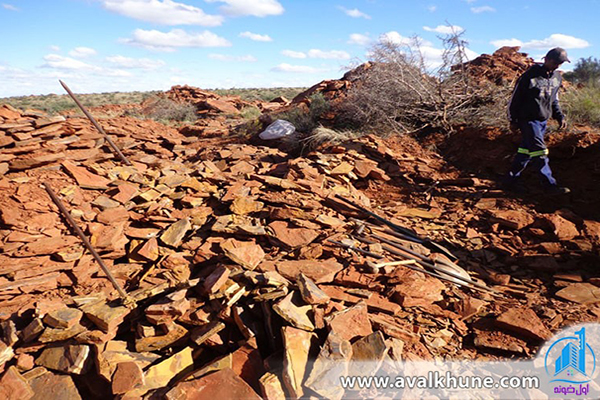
202, 265, 230, 294
495, 308, 552, 341
62, 160, 112, 189
110, 183, 139, 203
27, 368, 82, 400
281, 326, 317, 398
221, 239, 265, 270
542, 214, 579, 241
555, 283, 600, 304
111, 361, 145, 394
490, 209, 534, 230
231, 339, 265, 392
145, 290, 191, 325
266, 258, 343, 284
43, 308, 83, 329
259, 372, 286, 400
165, 368, 261, 400
0, 366, 34, 400
267, 221, 319, 249
96, 206, 130, 224
325, 301, 372, 342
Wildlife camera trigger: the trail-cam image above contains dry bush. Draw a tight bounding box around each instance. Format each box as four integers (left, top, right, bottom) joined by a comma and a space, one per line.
136, 96, 197, 124
300, 125, 360, 151
336, 30, 508, 134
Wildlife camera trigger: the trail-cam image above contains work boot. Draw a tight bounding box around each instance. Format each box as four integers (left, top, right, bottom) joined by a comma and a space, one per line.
545, 185, 571, 195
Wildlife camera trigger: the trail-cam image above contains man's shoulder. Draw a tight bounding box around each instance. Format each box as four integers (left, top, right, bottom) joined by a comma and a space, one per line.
523, 63, 543, 76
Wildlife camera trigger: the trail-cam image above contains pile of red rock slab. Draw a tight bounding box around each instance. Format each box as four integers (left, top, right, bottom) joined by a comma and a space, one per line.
162, 85, 283, 117
456, 46, 536, 86
1, 102, 600, 399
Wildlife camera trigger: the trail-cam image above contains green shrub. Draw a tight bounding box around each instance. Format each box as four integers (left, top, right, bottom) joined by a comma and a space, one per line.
277, 93, 330, 133
562, 86, 600, 127
240, 106, 261, 120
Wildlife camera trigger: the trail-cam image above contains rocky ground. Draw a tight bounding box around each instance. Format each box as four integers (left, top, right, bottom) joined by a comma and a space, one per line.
1, 47, 600, 400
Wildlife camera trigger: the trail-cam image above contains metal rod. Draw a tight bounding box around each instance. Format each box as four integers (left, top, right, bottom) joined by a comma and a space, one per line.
351, 217, 423, 245
59, 80, 132, 166
44, 182, 129, 301
353, 218, 465, 273
335, 194, 457, 261
327, 239, 384, 259
355, 234, 495, 294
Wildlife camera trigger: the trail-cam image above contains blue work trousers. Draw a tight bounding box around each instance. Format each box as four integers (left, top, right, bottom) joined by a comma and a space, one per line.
506, 120, 557, 187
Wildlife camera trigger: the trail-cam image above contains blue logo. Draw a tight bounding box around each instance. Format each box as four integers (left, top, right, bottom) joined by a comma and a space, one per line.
544, 327, 596, 385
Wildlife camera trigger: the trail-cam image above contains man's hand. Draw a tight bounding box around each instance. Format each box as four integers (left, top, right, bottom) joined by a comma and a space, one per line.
557, 118, 568, 131
509, 121, 520, 134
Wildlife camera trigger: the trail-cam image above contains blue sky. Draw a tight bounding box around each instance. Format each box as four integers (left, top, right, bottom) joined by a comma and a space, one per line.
0, 0, 597, 97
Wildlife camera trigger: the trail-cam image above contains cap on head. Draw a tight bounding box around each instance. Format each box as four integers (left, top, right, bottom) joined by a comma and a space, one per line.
545, 47, 570, 63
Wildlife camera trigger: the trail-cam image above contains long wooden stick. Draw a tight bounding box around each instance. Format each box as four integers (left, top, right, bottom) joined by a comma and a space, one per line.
59, 80, 132, 166
44, 182, 129, 301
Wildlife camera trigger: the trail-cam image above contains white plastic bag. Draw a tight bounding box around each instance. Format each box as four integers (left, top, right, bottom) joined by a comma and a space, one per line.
259, 119, 296, 140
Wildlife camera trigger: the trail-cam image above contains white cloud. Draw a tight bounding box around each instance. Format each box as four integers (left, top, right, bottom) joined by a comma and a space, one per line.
307, 49, 350, 60
348, 33, 371, 46
69, 47, 97, 58
380, 31, 412, 46
239, 31, 273, 42
271, 63, 322, 73
423, 25, 464, 35
524, 33, 590, 49
490, 38, 523, 48
427, 5, 437, 12
491, 34, 590, 50
49, 45, 61, 52
120, 28, 231, 51
102, 0, 223, 26
42, 54, 95, 70
101, 69, 133, 77
281, 50, 306, 59
208, 53, 257, 62
105, 55, 166, 69
205, 0, 284, 17
471, 6, 496, 13
338, 6, 371, 19
2, 3, 18, 11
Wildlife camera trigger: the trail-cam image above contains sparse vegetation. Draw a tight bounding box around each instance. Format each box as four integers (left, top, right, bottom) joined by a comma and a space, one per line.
1, 88, 306, 115
212, 87, 306, 102
277, 93, 330, 133
2, 91, 160, 115
240, 105, 261, 120
562, 86, 600, 127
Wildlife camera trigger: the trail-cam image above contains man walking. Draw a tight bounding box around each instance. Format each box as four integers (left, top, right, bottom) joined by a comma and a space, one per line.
504, 47, 570, 194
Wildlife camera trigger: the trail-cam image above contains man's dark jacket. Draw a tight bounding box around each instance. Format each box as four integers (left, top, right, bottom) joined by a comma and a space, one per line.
508, 64, 565, 123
